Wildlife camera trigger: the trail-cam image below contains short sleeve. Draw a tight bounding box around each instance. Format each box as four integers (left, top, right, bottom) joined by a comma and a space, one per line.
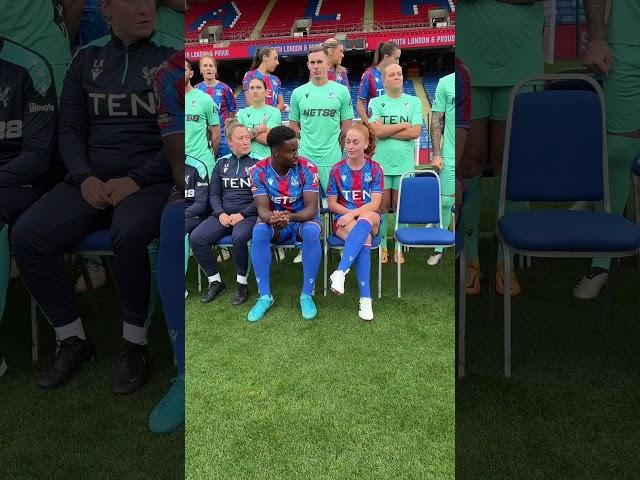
340, 87, 354, 121
226, 86, 237, 113
411, 97, 424, 126
432, 78, 446, 113
250, 165, 268, 196
267, 107, 282, 128
327, 165, 339, 196
368, 98, 380, 123
357, 71, 370, 100
372, 163, 384, 193
288, 88, 300, 122
302, 162, 319, 192
207, 96, 220, 126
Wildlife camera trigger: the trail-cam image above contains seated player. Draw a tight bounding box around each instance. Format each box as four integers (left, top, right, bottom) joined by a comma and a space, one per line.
11, 1, 181, 392
189, 120, 259, 306
327, 122, 383, 321
184, 152, 209, 291
0, 36, 57, 376
247, 126, 322, 322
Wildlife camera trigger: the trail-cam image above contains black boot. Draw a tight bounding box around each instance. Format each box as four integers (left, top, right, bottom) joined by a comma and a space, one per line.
36, 336, 95, 388
231, 282, 249, 306
112, 340, 149, 395
200, 280, 225, 303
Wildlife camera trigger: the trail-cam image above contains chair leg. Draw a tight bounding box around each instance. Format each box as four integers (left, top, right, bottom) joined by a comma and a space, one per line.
489, 235, 499, 321
602, 257, 618, 322
30, 296, 38, 363
323, 242, 328, 297
503, 243, 512, 378
397, 244, 402, 298
378, 245, 382, 299
457, 248, 466, 379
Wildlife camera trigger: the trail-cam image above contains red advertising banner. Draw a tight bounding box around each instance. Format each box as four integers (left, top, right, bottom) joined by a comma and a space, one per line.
186, 28, 455, 60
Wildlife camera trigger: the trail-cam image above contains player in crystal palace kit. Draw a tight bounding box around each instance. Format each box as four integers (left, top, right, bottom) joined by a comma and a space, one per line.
195, 54, 236, 158
356, 41, 401, 122
247, 126, 322, 323
322, 38, 350, 88
185, 59, 220, 175
368, 63, 423, 265
148, 50, 186, 435
327, 122, 384, 321
242, 47, 285, 111
288, 45, 354, 191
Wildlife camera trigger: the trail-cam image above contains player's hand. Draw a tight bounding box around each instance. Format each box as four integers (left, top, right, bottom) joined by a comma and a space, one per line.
399, 122, 413, 130
104, 177, 141, 207
337, 211, 355, 227
229, 213, 244, 225
583, 40, 613, 75
432, 155, 444, 171
80, 176, 111, 209
256, 123, 267, 134
219, 213, 232, 227
270, 211, 289, 228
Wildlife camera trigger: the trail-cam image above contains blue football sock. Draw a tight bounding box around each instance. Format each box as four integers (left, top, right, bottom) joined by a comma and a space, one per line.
157, 202, 185, 374
354, 246, 372, 298
251, 223, 273, 297
338, 218, 372, 272
299, 222, 321, 296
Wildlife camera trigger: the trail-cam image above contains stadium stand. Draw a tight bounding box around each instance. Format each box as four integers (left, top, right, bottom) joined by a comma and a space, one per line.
556, 0, 585, 24
260, 0, 308, 37
186, 0, 270, 41
372, 0, 452, 27
306, 0, 365, 34
422, 73, 440, 104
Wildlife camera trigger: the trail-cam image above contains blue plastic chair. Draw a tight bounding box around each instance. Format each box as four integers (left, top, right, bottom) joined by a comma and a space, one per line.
394, 170, 455, 298
495, 75, 640, 377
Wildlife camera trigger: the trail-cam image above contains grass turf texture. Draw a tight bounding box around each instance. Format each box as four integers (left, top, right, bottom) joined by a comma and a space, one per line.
457, 178, 640, 479
186, 244, 455, 479
0, 261, 183, 480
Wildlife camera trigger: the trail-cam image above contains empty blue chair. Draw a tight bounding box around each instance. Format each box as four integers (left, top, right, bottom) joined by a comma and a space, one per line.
394, 170, 455, 298
495, 75, 640, 377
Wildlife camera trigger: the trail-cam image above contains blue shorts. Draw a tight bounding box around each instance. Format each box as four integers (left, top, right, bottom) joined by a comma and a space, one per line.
272, 220, 321, 244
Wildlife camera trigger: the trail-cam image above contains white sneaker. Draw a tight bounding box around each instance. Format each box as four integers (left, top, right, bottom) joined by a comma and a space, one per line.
185, 290, 188, 299
217, 248, 231, 262
427, 253, 442, 266
9, 258, 19, 279
330, 269, 348, 295
569, 201, 595, 211
358, 298, 374, 321
0, 353, 7, 378
276, 248, 286, 262
293, 251, 303, 264
75, 261, 107, 292
573, 267, 609, 299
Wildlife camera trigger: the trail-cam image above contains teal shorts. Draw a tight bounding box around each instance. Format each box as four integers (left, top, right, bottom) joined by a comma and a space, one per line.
471, 86, 512, 122
384, 175, 402, 190
605, 43, 640, 133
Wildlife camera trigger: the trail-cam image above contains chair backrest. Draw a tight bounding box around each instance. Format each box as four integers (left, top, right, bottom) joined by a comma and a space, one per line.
501, 75, 607, 216
397, 171, 441, 226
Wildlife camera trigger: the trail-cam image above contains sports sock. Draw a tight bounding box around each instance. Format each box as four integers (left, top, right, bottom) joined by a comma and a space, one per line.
123, 322, 148, 345
251, 223, 273, 297
338, 219, 372, 272
592, 134, 640, 270
459, 175, 481, 263
54, 317, 86, 341
237, 274, 247, 285
208, 273, 222, 283
354, 245, 372, 298
299, 222, 321, 296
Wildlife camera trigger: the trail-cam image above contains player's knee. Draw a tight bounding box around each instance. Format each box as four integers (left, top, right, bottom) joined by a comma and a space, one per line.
360, 211, 379, 226
188, 228, 206, 248
300, 222, 320, 243
111, 224, 153, 251
10, 217, 41, 259
459, 149, 485, 178
252, 223, 272, 245
441, 194, 455, 208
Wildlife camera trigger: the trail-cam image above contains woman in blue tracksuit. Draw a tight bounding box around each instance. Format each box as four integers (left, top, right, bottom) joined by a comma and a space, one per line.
11, 0, 182, 393
189, 119, 258, 306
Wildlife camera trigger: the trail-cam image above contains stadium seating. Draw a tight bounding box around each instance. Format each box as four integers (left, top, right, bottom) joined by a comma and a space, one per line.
260, 0, 308, 37
306, 0, 365, 33
422, 74, 439, 104
556, 0, 585, 25
373, 0, 452, 27
186, 0, 270, 41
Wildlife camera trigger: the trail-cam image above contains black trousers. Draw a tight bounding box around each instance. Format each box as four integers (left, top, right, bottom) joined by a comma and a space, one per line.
189, 215, 257, 277
0, 185, 47, 230
12, 181, 171, 328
